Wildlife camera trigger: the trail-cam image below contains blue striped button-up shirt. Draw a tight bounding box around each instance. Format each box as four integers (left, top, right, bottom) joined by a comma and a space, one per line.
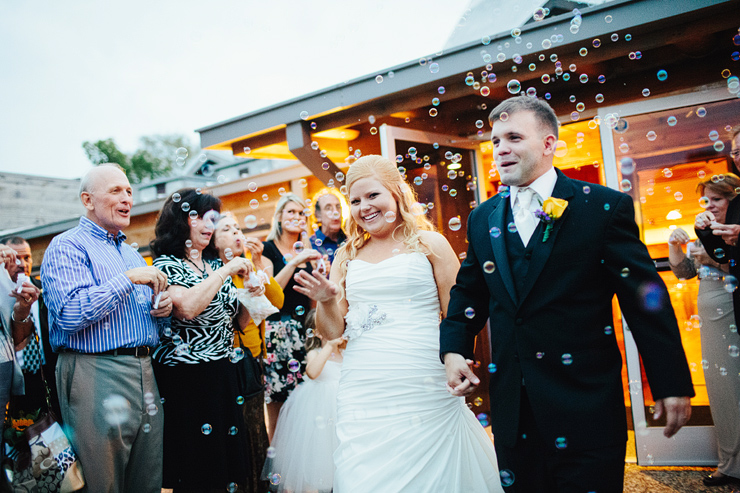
41, 216, 161, 352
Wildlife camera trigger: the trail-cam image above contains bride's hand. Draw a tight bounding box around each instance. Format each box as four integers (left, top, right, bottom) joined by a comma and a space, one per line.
443, 353, 480, 397
293, 270, 339, 302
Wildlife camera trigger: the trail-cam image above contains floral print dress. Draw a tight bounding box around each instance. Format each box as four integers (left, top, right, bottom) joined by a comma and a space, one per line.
262, 240, 313, 403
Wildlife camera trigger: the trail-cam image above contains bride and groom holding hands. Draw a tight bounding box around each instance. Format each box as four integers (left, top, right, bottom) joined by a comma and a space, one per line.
294, 95, 694, 492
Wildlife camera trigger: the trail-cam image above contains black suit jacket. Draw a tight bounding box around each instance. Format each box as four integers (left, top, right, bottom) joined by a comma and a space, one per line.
440, 170, 694, 451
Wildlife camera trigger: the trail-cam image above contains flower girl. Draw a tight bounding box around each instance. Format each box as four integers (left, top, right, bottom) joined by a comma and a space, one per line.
262, 310, 344, 492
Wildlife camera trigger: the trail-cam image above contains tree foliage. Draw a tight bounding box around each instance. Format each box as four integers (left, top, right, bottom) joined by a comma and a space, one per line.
82, 134, 194, 184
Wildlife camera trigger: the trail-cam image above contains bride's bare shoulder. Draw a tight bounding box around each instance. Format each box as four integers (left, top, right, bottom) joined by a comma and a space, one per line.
419, 230, 450, 248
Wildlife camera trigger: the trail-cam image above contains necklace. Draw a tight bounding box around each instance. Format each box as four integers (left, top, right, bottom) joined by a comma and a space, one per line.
186, 257, 209, 278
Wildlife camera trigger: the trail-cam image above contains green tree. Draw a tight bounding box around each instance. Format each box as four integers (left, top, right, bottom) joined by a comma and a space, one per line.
82, 134, 195, 184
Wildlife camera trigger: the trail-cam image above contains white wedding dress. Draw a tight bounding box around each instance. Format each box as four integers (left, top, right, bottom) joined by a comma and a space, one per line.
334, 252, 502, 493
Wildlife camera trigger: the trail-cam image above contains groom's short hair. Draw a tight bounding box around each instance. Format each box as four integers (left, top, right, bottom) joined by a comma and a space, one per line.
488, 96, 559, 139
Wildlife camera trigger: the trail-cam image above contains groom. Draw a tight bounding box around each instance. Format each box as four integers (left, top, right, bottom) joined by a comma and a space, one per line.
440, 96, 694, 492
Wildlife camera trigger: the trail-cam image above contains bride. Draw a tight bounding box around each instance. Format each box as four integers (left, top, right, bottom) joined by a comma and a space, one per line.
294, 155, 502, 492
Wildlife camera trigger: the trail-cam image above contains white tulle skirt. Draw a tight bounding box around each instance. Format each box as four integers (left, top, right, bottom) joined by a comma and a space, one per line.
262, 360, 340, 492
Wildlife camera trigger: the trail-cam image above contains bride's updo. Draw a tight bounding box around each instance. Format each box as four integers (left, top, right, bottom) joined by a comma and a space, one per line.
333, 155, 434, 295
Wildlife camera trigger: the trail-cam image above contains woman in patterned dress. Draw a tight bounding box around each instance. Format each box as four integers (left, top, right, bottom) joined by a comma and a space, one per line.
262, 193, 323, 439
150, 188, 254, 490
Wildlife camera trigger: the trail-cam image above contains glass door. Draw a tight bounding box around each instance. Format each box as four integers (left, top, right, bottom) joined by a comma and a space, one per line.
378, 124, 496, 427
598, 89, 740, 465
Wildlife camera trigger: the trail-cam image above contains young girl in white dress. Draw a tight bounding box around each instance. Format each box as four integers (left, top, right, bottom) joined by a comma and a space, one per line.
262, 309, 344, 493
294, 155, 502, 493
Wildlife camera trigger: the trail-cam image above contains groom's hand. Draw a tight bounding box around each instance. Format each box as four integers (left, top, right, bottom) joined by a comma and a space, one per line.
653, 396, 692, 438
444, 353, 480, 396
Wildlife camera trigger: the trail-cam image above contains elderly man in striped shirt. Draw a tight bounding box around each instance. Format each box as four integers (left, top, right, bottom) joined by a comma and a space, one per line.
41, 164, 173, 492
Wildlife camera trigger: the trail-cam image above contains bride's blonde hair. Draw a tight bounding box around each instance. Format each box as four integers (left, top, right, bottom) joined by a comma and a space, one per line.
333, 155, 434, 297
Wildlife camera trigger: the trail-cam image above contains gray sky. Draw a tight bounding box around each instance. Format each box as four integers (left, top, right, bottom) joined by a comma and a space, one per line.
0, 0, 469, 179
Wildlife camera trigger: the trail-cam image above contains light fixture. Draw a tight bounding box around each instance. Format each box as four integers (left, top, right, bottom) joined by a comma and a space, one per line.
666, 210, 682, 220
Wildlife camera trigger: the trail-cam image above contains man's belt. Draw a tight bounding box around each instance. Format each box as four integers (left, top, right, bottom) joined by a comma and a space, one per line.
60, 346, 153, 357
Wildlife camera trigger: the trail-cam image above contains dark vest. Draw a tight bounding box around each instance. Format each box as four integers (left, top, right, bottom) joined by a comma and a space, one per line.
505, 203, 543, 301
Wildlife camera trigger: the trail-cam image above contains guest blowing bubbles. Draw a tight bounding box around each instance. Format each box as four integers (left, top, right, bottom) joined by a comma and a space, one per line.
0, 244, 39, 490
696, 129, 740, 329
149, 188, 254, 490
212, 212, 284, 493
262, 193, 322, 440
675, 174, 740, 487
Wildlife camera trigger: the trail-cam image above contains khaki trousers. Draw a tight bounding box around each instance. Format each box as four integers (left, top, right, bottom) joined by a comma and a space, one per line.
56, 352, 164, 493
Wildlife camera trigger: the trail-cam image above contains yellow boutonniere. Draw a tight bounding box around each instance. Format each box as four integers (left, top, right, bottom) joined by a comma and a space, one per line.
542, 197, 568, 219
534, 197, 569, 242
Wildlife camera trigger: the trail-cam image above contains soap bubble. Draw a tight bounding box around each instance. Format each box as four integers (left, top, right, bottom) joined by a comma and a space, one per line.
464, 307, 475, 319
229, 347, 245, 363
620, 157, 635, 175
244, 215, 258, 229
201, 423, 213, 435
507, 79, 521, 94
103, 394, 131, 426
448, 217, 462, 231
724, 275, 738, 293
500, 470, 515, 487
288, 359, 300, 372
483, 261, 495, 274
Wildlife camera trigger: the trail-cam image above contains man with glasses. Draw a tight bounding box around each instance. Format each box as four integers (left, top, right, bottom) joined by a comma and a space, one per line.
309, 191, 346, 264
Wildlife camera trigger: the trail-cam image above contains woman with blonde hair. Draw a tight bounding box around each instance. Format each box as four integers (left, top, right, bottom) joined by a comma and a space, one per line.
294, 155, 501, 492
673, 173, 740, 486
262, 193, 323, 439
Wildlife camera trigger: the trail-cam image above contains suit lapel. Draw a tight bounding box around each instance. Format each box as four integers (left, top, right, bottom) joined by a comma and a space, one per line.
488, 195, 517, 305
518, 171, 575, 305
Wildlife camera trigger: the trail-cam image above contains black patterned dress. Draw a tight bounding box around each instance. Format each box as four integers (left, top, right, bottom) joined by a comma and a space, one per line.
152, 255, 250, 489
262, 240, 313, 403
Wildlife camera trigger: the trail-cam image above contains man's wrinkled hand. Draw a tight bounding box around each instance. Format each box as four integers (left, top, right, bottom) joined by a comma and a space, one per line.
126, 267, 168, 294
